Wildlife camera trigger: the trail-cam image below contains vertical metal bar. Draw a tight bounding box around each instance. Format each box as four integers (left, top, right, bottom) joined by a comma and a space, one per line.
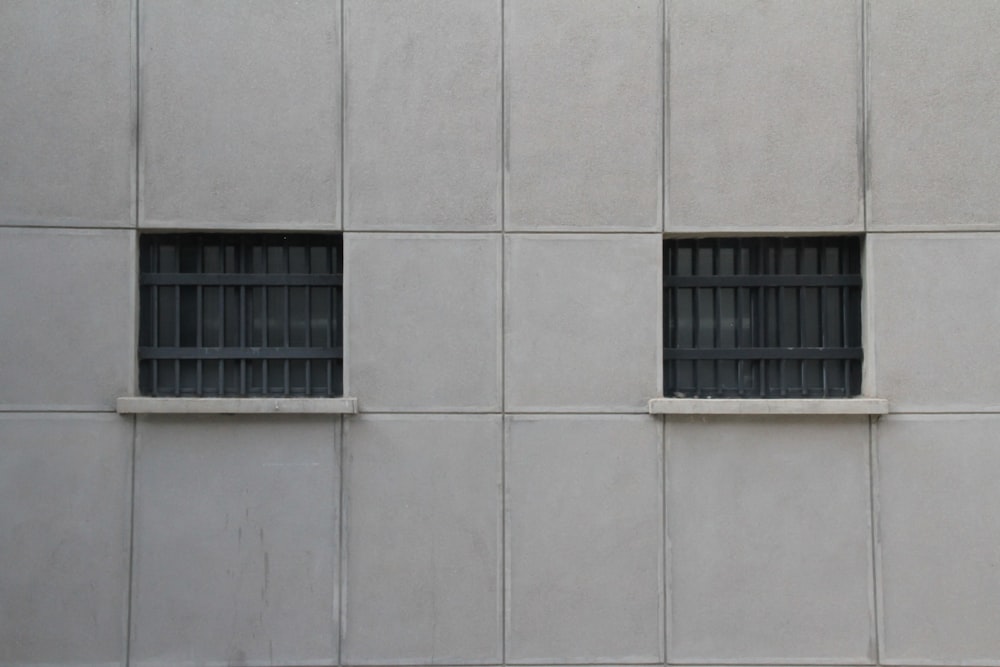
150, 242, 159, 395
713, 240, 720, 394
798, 240, 806, 395
196, 236, 203, 396
842, 238, 851, 396
261, 242, 269, 394
240, 284, 247, 396
735, 239, 743, 396
216, 282, 224, 395
776, 240, 785, 397
819, 242, 828, 396
754, 247, 768, 398
284, 239, 290, 395
305, 243, 312, 395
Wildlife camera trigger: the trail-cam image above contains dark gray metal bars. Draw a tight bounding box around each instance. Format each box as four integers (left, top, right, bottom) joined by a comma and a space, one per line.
139, 233, 342, 397
664, 236, 863, 398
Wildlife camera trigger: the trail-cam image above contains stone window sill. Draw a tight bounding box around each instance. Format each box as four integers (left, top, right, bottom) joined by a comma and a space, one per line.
116, 397, 358, 414
648, 397, 888, 415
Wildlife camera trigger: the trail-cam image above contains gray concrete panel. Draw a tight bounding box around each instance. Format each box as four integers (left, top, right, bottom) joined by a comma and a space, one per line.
0, 413, 131, 667
876, 415, 1000, 662
0, 228, 134, 410
505, 0, 661, 231
668, 0, 861, 233
140, 1, 340, 228
341, 415, 502, 664
344, 0, 501, 231
868, 233, 1000, 411
131, 416, 338, 667
346, 234, 501, 411
0, 0, 134, 228
667, 417, 874, 662
505, 416, 663, 662
504, 234, 660, 412
869, 1, 1000, 230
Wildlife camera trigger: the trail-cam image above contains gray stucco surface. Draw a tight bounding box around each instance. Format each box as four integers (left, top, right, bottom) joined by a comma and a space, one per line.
140, 0, 340, 228
3, 1, 1000, 666
0, 0, 134, 228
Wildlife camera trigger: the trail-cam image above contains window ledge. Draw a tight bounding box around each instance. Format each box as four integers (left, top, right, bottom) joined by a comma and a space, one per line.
116, 397, 358, 415
648, 397, 888, 415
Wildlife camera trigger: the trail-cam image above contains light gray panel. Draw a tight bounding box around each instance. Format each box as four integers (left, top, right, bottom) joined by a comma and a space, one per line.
869, 1, 1000, 230
669, 0, 861, 232
0, 0, 134, 228
342, 415, 502, 664
131, 416, 338, 667
667, 416, 874, 662
0, 413, 131, 667
877, 415, 1000, 662
505, 0, 661, 231
140, 1, 339, 228
0, 228, 134, 410
505, 416, 663, 663
504, 234, 659, 411
346, 234, 501, 411
344, 0, 500, 231
868, 233, 1000, 411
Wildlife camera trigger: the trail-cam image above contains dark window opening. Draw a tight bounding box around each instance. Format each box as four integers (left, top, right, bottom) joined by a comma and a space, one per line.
664, 236, 862, 398
138, 233, 342, 397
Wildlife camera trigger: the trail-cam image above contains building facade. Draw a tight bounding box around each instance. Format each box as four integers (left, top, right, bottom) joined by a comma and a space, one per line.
2, 1, 1000, 666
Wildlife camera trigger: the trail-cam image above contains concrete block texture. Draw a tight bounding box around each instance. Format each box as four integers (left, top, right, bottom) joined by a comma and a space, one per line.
344, 0, 501, 231
876, 415, 1000, 663
346, 234, 501, 411
0, 413, 131, 667
666, 417, 874, 663
504, 234, 660, 412
131, 416, 339, 667
505, 0, 661, 231
0, 0, 134, 228
0, 228, 134, 410
341, 415, 502, 664
867, 233, 1000, 411
668, 0, 862, 232
505, 416, 663, 662
140, 0, 339, 228
869, 1, 1000, 230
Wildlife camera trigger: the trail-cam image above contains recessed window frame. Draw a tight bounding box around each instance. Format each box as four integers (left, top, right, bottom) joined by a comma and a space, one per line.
132, 232, 346, 402
649, 235, 888, 415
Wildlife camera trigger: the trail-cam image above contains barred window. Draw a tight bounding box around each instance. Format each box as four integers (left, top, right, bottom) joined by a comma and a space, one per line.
139, 233, 342, 397
664, 236, 862, 398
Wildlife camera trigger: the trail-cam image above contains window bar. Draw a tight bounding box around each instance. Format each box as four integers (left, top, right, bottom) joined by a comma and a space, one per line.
669, 243, 677, 395
798, 240, 807, 395
261, 243, 269, 394
735, 239, 744, 397
328, 246, 334, 394
841, 241, 851, 396
196, 236, 203, 396
284, 239, 291, 396
758, 258, 767, 397
713, 239, 721, 394
174, 278, 181, 396
691, 240, 700, 394
305, 243, 312, 394
150, 242, 159, 395
239, 282, 247, 395
217, 281, 224, 395
818, 243, 828, 396
776, 250, 785, 397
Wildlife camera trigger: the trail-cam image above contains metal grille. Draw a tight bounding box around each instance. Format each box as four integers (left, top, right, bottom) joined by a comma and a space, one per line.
139, 233, 342, 397
664, 236, 862, 398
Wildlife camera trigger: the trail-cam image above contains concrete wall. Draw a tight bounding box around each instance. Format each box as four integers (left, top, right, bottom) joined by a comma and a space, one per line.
2, 1, 1000, 666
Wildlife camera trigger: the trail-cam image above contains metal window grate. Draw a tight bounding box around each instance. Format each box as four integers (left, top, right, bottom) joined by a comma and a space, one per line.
664, 236, 863, 398
138, 233, 343, 397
